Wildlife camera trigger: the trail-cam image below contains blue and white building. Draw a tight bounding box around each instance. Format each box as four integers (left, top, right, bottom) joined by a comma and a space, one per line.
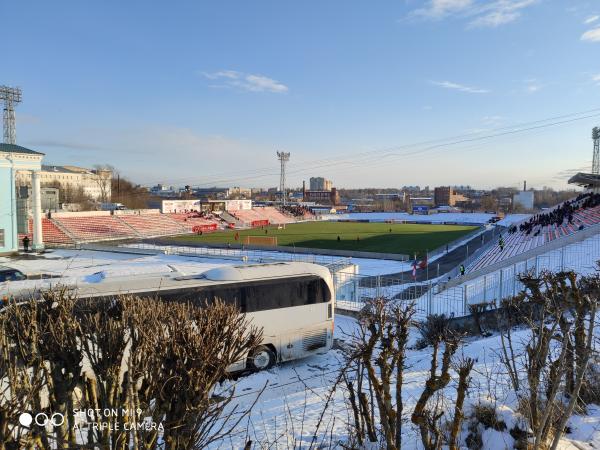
0, 143, 45, 254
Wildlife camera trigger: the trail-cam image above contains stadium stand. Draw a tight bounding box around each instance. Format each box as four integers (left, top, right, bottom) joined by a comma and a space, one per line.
230, 208, 270, 226
281, 205, 314, 220
118, 214, 189, 237
468, 193, 600, 272
230, 207, 295, 226
51, 216, 139, 242
169, 213, 220, 232
41, 218, 74, 245
35, 206, 298, 245
260, 207, 295, 224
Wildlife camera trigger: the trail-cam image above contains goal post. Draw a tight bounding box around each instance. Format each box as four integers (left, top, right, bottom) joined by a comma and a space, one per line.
243, 236, 278, 246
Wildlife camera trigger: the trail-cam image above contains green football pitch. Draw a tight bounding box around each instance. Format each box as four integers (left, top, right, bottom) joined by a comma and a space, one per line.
169, 221, 479, 256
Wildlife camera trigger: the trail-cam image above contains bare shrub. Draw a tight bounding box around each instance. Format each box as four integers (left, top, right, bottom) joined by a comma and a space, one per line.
0, 291, 263, 449
498, 271, 598, 450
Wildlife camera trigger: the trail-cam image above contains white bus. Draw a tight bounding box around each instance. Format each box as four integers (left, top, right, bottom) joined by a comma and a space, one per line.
4, 262, 335, 371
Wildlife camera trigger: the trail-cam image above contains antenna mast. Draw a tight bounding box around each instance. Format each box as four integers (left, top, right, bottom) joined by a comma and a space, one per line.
0, 85, 22, 144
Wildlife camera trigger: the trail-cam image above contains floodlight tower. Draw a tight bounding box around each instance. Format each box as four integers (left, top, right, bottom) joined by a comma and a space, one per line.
277, 151, 290, 206
593, 127, 600, 175
0, 85, 22, 144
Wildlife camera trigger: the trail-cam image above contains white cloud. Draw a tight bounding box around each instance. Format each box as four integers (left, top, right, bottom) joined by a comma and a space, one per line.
415, 0, 474, 18
430, 80, 490, 94
581, 27, 600, 42
201, 70, 288, 93
412, 0, 538, 28
584, 15, 599, 25
523, 78, 543, 93
593, 74, 600, 85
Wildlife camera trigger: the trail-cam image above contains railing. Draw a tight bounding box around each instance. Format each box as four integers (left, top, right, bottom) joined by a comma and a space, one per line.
334, 231, 600, 320
443, 220, 600, 291
426, 225, 487, 260
109, 242, 354, 267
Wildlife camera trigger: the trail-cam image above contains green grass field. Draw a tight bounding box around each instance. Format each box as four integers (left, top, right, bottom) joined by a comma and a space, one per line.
170, 222, 479, 256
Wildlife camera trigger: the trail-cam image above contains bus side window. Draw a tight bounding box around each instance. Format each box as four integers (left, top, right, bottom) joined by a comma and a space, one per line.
320, 280, 331, 303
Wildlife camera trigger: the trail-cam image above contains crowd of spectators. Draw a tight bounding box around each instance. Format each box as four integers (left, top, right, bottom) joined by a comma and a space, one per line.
281, 205, 313, 218
507, 192, 600, 236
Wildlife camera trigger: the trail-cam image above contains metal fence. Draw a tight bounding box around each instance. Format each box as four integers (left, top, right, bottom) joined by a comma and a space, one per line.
333, 232, 600, 320
121, 242, 352, 266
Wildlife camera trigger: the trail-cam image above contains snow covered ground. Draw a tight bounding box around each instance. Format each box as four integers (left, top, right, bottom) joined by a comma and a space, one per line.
212, 314, 600, 449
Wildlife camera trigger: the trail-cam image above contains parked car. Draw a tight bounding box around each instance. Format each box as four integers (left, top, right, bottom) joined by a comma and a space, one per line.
0, 266, 27, 283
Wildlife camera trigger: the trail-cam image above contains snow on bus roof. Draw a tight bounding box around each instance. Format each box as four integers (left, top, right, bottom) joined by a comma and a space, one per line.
202, 262, 330, 282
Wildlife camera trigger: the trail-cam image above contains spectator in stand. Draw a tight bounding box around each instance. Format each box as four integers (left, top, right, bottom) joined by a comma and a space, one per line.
517, 192, 599, 236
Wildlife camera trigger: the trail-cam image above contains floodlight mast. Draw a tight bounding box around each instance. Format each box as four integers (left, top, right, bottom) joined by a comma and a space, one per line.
0, 85, 22, 144
593, 127, 600, 175
277, 151, 290, 206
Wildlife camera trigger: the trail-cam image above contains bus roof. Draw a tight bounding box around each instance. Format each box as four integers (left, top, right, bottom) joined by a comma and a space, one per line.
2, 262, 332, 299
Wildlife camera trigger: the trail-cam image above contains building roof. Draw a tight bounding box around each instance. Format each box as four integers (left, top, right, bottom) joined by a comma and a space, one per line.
568, 172, 600, 187
0, 143, 44, 156
42, 165, 86, 174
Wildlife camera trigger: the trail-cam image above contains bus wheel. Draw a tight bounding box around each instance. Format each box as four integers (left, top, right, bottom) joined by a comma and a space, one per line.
248, 346, 276, 371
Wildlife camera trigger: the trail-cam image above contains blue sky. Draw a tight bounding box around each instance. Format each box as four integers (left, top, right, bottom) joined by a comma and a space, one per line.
3, 0, 600, 189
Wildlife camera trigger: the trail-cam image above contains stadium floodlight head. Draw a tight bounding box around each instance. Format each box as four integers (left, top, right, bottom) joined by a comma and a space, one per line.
0, 85, 22, 144
276, 151, 291, 206
593, 127, 600, 175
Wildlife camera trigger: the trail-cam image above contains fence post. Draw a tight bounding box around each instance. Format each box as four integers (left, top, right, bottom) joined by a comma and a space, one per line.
427, 281, 433, 316
376, 275, 381, 298
513, 264, 517, 297
463, 285, 468, 316
483, 275, 487, 302
498, 269, 503, 303
535, 256, 539, 277
560, 247, 565, 271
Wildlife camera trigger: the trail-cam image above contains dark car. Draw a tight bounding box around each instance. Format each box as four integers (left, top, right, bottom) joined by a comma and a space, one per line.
0, 266, 27, 283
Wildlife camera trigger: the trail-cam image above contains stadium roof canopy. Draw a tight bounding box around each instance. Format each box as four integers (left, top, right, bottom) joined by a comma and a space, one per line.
568, 172, 600, 188
0, 143, 44, 155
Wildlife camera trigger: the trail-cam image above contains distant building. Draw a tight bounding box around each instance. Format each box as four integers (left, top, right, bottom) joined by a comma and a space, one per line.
375, 192, 406, 201
150, 184, 179, 197
411, 196, 434, 206
513, 191, 534, 210
16, 165, 112, 201
229, 186, 251, 198
192, 187, 230, 199
434, 186, 468, 207
159, 199, 252, 213
309, 177, 333, 191
303, 187, 340, 205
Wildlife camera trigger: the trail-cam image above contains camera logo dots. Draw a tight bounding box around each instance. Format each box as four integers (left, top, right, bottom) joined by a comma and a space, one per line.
19, 412, 32, 427
19, 412, 65, 427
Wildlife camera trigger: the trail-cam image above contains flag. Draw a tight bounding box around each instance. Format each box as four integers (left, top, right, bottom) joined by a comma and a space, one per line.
412, 261, 417, 279
418, 254, 428, 269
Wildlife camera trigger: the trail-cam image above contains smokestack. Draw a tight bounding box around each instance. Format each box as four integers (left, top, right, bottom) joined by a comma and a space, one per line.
523, 180, 526, 191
